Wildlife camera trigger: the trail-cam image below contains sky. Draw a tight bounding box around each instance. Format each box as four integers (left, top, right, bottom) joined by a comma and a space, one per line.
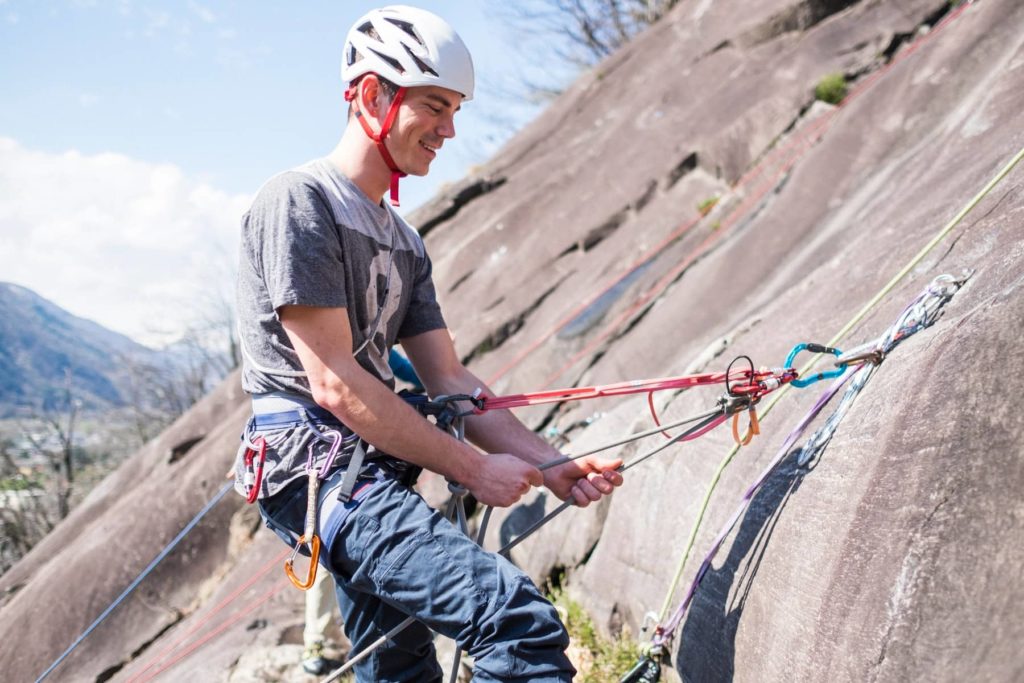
0, 1, 554, 347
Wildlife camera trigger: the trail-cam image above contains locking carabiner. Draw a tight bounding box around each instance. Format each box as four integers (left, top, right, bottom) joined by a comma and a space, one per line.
785, 343, 846, 388
243, 436, 267, 504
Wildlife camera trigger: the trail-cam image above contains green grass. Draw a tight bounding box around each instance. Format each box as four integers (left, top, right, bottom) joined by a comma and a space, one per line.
548, 585, 641, 682
815, 72, 848, 105
697, 196, 719, 216
0, 476, 38, 491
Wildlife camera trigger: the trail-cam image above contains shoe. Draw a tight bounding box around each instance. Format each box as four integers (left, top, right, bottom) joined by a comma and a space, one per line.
302, 643, 328, 675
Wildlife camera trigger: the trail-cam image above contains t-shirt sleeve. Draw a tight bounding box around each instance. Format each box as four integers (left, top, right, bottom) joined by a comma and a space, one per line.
398, 251, 447, 338
249, 173, 348, 311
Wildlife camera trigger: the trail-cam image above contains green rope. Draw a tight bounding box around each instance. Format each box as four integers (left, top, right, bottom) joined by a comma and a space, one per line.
656, 143, 1024, 623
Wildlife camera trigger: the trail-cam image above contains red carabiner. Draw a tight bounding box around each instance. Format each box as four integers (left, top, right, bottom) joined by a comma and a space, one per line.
243, 436, 267, 504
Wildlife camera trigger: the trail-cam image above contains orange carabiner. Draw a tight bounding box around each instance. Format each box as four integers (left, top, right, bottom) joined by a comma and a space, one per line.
732, 405, 760, 446
284, 534, 321, 590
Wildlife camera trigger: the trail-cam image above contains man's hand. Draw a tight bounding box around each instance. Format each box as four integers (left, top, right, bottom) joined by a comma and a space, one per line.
463, 453, 544, 508
543, 456, 624, 508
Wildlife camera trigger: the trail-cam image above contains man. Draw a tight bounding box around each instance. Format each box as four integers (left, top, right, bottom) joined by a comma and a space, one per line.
235, 6, 623, 682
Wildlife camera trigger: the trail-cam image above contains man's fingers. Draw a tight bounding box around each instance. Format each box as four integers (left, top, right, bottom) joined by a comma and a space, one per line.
602, 470, 624, 486
527, 467, 544, 488
575, 478, 603, 502
599, 456, 624, 471
587, 472, 613, 494
571, 485, 591, 508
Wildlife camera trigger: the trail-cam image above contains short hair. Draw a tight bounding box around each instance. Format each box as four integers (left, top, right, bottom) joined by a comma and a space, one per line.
347, 75, 399, 120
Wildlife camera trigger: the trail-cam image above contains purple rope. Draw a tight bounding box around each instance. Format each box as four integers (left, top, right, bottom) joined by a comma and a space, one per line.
655, 368, 856, 643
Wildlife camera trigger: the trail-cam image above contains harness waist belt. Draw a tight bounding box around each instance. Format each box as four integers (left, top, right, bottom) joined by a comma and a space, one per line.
251, 406, 340, 428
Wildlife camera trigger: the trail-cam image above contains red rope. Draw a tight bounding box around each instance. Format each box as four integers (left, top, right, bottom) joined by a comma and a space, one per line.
130, 580, 290, 683
126, 547, 290, 683
480, 368, 792, 411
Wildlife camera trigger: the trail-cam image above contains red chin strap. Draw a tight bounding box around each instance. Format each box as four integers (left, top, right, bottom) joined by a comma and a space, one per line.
346, 83, 408, 206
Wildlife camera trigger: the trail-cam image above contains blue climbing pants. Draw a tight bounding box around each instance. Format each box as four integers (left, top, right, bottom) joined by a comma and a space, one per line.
259, 473, 575, 682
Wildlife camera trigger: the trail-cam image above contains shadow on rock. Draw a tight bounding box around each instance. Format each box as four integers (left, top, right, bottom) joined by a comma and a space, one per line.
675, 450, 822, 683
499, 493, 549, 550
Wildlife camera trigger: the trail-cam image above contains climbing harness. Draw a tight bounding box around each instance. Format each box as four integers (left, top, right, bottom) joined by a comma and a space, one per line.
626, 272, 970, 676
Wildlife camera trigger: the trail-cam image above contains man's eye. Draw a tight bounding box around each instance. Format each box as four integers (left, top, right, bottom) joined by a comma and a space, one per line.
428, 106, 442, 114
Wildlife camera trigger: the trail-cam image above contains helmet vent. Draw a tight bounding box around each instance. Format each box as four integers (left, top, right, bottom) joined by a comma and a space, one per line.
356, 21, 382, 42
367, 47, 405, 75
384, 18, 425, 47
347, 46, 363, 66
403, 43, 438, 77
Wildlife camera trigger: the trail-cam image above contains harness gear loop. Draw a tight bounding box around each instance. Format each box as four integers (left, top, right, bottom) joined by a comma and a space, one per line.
346, 81, 408, 206
731, 404, 760, 446
243, 436, 267, 504
785, 343, 846, 387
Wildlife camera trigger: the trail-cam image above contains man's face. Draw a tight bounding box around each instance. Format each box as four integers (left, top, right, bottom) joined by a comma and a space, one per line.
386, 85, 462, 177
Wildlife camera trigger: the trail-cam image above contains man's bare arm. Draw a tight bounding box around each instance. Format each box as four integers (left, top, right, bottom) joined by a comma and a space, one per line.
279, 305, 541, 507
401, 328, 623, 507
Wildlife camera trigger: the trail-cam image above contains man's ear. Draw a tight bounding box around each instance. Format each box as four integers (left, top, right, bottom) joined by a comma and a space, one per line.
358, 75, 384, 121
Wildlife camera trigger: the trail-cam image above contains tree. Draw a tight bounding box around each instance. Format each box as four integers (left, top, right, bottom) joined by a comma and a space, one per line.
1, 369, 80, 574
21, 368, 81, 520
490, 0, 679, 95
0, 439, 53, 574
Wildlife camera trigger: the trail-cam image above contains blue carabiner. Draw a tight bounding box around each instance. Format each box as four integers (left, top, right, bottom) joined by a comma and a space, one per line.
784, 343, 846, 388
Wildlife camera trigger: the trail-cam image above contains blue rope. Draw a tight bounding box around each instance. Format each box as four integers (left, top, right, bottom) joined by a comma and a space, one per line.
35, 481, 234, 683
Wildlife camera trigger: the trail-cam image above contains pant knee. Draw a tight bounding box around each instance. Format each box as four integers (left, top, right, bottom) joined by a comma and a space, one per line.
469, 575, 575, 682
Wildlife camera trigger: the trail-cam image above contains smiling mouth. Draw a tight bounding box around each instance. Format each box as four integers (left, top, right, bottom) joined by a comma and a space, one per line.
419, 141, 440, 154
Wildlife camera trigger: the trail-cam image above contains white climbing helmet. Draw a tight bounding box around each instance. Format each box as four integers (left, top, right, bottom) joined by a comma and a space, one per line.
342, 5, 475, 100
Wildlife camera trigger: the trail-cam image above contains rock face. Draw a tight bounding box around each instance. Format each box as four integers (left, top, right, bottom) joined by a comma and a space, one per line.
3, 1, 1023, 681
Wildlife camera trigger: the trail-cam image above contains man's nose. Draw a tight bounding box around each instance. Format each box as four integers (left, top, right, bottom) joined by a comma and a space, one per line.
437, 114, 456, 139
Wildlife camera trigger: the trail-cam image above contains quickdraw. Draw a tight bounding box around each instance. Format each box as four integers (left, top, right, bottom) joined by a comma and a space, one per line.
284, 421, 351, 591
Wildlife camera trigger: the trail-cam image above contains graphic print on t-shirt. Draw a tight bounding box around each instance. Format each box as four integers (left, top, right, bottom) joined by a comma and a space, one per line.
362, 247, 405, 382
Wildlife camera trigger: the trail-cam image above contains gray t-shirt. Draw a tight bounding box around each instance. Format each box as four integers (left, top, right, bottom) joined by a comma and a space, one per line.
234, 159, 446, 498
237, 158, 446, 396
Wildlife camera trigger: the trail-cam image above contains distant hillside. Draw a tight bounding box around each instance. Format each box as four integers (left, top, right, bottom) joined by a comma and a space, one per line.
0, 282, 161, 415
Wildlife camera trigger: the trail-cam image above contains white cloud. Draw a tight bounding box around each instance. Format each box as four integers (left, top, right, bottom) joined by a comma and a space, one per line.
187, 0, 215, 24
0, 137, 251, 347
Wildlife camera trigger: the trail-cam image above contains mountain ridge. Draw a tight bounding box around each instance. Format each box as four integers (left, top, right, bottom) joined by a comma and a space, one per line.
0, 281, 159, 415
